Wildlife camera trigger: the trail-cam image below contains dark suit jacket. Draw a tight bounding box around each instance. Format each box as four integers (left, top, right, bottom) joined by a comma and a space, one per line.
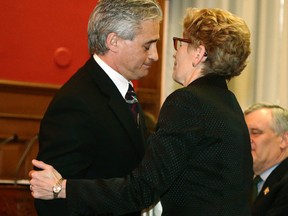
35, 56, 147, 216
252, 158, 288, 216
66, 75, 253, 216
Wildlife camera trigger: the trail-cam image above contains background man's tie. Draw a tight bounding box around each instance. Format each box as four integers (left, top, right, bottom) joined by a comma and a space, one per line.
251, 175, 262, 203
125, 83, 139, 125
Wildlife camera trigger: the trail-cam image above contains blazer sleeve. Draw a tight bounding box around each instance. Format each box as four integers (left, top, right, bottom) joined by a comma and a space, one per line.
66, 89, 205, 215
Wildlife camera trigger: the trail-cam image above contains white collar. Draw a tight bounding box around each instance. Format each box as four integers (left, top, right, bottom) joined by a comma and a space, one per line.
93, 54, 129, 98
260, 163, 279, 182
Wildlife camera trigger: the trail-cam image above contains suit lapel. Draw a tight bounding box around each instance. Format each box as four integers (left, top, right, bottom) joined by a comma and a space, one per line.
85, 56, 145, 157
257, 158, 288, 200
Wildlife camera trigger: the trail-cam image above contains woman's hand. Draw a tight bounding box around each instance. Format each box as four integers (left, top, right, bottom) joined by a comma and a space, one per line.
29, 159, 66, 199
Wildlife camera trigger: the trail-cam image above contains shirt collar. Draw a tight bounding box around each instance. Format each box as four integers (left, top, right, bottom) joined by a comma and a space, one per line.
260, 163, 279, 182
93, 54, 129, 98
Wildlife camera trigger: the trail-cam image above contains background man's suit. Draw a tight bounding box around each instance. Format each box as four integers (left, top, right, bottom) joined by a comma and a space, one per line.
35, 56, 147, 216
252, 158, 288, 216
66, 75, 253, 216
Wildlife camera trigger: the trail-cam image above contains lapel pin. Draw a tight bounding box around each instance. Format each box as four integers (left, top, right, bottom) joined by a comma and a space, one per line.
264, 187, 270, 195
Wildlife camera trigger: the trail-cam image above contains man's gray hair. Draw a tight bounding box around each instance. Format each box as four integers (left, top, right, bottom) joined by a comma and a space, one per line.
88, 0, 162, 55
244, 103, 288, 135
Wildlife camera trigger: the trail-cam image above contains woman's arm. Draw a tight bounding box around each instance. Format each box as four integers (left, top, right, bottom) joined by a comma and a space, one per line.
29, 89, 202, 215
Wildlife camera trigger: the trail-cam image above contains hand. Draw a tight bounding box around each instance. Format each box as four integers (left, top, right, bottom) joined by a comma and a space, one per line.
29, 159, 66, 200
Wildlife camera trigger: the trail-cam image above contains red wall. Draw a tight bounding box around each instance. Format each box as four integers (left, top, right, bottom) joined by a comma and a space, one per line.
0, 0, 98, 85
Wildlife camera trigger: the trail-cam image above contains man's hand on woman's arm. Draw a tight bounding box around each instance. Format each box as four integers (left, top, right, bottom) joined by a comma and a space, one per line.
29, 159, 67, 199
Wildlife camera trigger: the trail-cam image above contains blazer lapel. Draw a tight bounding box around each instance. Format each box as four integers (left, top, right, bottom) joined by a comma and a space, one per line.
257, 158, 288, 200
85, 56, 145, 157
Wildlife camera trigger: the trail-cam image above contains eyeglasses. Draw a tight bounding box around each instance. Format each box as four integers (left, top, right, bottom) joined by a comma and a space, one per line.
173, 37, 208, 56
173, 37, 192, 51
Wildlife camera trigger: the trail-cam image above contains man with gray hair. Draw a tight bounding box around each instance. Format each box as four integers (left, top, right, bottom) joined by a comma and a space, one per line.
244, 103, 288, 216
34, 0, 162, 215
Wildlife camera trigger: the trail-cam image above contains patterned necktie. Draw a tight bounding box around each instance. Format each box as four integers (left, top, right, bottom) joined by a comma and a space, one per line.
125, 83, 139, 125
251, 175, 262, 203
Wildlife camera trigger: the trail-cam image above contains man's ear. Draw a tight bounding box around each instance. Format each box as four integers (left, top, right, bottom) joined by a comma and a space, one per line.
106, 32, 119, 52
283, 132, 288, 142
280, 131, 288, 149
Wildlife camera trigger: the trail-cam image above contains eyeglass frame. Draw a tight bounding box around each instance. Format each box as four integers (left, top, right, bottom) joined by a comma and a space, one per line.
173, 37, 192, 51
173, 37, 208, 56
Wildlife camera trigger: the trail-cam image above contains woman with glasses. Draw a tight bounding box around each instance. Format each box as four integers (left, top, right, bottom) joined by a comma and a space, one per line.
30, 7, 252, 216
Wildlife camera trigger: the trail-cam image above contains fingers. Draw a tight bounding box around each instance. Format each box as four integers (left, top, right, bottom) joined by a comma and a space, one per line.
30, 159, 59, 182
31, 159, 62, 179
29, 159, 64, 200
29, 172, 55, 200
30, 185, 54, 200
32, 159, 52, 170
30, 170, 55, 186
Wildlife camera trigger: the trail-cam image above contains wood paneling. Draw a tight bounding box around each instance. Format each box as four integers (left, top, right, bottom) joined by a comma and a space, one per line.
0, 184, 37, 216
0, 80, 59, 180
0, 80, 59, 140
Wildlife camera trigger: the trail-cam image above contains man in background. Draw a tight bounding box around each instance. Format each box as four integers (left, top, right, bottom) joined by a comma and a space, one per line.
244, 103, 288, 216
34, 0, 162, 215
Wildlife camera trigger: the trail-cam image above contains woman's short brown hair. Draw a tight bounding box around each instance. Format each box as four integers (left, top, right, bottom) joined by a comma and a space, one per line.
183, 8, 251, 80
